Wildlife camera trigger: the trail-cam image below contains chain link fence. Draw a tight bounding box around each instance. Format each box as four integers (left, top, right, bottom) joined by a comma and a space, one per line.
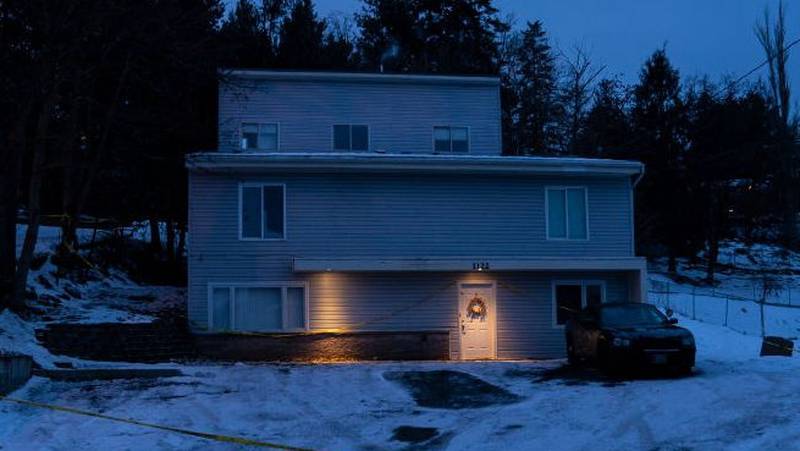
649, 279, 800, 339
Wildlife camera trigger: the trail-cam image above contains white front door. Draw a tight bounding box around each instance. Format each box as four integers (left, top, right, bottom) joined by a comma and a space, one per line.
458, 282, 496, 360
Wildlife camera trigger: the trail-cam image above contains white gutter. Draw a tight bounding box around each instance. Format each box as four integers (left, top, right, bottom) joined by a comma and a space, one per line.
219, 69, 500, 87
186, 153, 644, 177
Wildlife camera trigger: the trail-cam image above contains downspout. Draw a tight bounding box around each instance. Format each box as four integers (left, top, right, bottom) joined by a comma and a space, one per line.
631, 163, 646, 302
632, 163, 645, 187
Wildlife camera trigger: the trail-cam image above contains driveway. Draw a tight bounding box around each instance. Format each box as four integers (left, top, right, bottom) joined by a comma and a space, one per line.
1, 319, 799, 450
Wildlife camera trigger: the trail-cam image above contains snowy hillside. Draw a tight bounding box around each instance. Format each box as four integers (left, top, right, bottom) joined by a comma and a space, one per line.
2, 226, 183, 367
649, 240, 800, 341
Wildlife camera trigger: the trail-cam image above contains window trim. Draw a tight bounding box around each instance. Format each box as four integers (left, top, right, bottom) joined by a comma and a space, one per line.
432, 125, 471, 153
544, 186, 590, 241
240, 122, 280, 151
207, 281, 310, 333
551, 280, 606, 328
331, 124, 370, 151
238, 182, 287, 241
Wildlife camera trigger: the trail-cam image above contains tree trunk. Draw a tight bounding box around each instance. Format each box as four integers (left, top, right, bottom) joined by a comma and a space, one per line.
149, 217, 162, 253
72, 56, 131, 230
176, 222, 186, 263
706, 237, 718, 283
166, 217, 176, 262
0, 103, 33, 309
0, 162, 18, 307
13, 96, 55, 308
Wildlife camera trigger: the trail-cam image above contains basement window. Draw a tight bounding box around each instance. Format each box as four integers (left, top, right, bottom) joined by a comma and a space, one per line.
209, 284, 307, 332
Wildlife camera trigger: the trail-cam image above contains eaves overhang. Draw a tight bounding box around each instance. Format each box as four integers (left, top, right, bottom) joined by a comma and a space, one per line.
186, 152, 644, 178
292, 256, 648, 273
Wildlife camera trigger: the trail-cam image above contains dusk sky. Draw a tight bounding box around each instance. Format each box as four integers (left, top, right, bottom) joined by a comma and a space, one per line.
230, 0, 800, 103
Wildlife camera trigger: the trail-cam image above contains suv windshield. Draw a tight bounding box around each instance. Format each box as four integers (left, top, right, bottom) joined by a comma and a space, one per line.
599, 304, 668, 327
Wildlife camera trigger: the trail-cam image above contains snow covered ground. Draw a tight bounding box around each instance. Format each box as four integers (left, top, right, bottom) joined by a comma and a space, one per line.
649, 240, 800, 342
3, 231, 800, 449
2, 316, 799, 450
1, 226, 183, 367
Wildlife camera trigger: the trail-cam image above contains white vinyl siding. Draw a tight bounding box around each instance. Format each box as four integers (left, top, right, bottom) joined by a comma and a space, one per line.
239, 184, 285, 240
241, 123, 278, 151
333, 124, 369, 151
208, 283, 308, 332
433, 126, 469, 153
546, 187, 588, 240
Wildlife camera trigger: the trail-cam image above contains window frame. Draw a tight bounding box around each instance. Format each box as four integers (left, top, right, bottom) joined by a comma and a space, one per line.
432, 125, 471, 153
238, 182, 287, 241
207, 282, 310, 333
545, 186, 590, 241
551, 280, 606, 328
331, 124, 370, 151
240, 122, 280, 151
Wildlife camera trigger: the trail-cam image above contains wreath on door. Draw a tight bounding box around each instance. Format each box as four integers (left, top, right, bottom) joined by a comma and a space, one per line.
466, 295, 487, 320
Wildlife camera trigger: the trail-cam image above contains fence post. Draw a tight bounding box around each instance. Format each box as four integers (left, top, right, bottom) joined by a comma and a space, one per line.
724, 296, 729, 327
692, 286, 696, 320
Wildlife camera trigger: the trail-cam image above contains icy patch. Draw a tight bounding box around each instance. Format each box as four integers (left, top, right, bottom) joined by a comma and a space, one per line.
384, 369, 522, 409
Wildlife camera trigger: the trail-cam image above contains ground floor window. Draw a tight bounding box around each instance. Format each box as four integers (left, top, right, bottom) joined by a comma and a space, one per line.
553, 280, 605, 326
209, 284, 307, 332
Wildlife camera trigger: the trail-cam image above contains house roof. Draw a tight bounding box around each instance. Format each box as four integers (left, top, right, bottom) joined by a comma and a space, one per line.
220, 69, 500, 87
186, 152, 644, 177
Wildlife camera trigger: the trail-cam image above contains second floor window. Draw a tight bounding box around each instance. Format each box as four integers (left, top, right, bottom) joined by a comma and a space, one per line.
333, 124, 369, 151
333, 124, 369, 150
434, 126, 469, 153
546, 187, 588, 240
241, 123, 278, 151
240, 184, 285, 240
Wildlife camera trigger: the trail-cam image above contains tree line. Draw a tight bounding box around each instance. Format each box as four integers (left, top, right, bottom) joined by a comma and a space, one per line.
0, 0, 798, 310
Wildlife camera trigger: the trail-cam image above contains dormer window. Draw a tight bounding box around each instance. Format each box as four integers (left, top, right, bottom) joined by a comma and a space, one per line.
241, 123, 279, 151
433, 126, 469, 153
333, 124, 369, 151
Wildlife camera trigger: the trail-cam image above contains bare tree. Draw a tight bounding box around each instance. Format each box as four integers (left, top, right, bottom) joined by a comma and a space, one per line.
755, 1, 799, 248
558, 44, 605, 154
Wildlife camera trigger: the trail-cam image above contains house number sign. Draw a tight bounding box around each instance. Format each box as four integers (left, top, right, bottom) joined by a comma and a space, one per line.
472, 261, 490, 271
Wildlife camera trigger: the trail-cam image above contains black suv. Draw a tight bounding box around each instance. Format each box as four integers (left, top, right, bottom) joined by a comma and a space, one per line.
565, 303, 696, 373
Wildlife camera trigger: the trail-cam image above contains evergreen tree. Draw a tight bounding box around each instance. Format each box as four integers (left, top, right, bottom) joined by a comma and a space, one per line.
685, 84, 773, 280
219, 0, 273, 68
357, 0, 507, 74
277, 0, 325, 68
575, 78, 632, 158
631, 49, 689, 271
505, 20, 561, 154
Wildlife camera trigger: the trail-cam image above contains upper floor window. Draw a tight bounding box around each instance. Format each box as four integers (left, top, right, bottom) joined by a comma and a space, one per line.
333, 124, 369, 151
240, 183, 285, 240
241, 123, 279, 151
546, 187, 588, 240
433, 126, 469, 153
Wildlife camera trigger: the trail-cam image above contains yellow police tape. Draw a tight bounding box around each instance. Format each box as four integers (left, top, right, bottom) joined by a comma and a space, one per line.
0, 396, 313, 450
